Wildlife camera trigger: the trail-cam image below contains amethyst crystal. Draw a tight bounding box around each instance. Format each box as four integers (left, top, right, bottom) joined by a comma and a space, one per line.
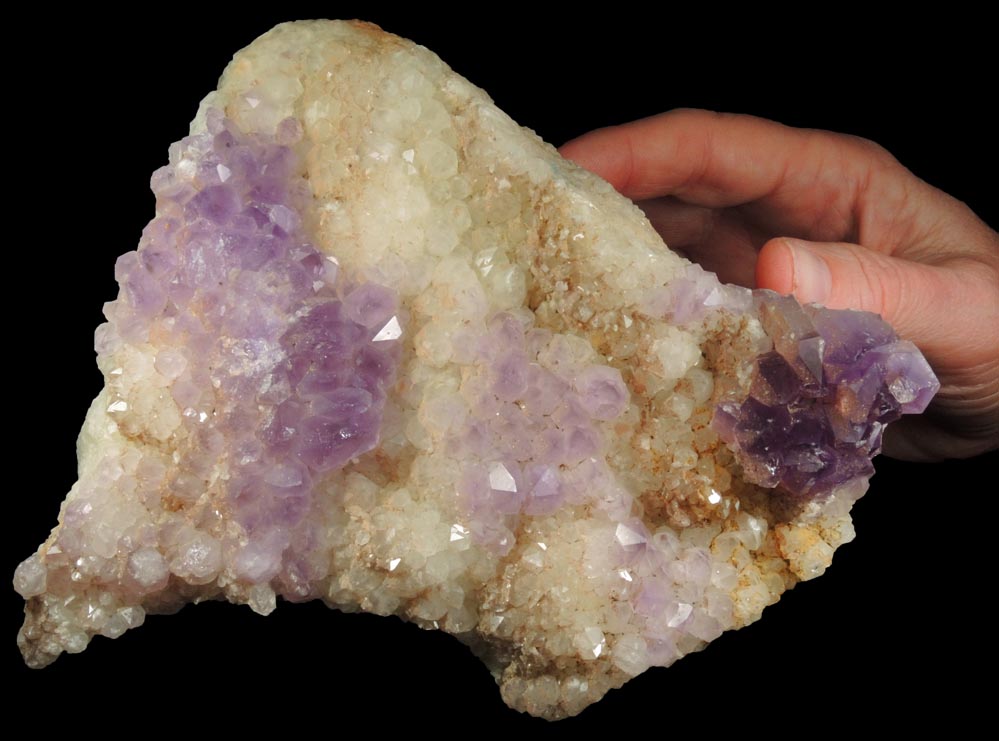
712, 292, 938, 497
102, 110, 401, 593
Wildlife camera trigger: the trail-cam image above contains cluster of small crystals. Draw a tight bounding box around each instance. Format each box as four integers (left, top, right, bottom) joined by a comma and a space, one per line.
448, 312, 630, 551
16, 20, 941, 720
15, 106, 401, 663
717, 293, 937, 497
651, 264, 939, 498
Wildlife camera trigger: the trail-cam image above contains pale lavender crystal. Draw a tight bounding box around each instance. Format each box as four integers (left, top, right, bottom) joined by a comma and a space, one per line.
643, 263, 753, 322
574, 365, 630, 421
450, 313, 633, 552
99, 111, 401, 591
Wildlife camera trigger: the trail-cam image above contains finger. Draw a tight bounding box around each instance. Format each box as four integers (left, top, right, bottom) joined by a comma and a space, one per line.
883, 411, 999, 461
756, 237, 997, 373
635, 197, 714, 247
560, 109, 877, 209
638, 198, 760, 286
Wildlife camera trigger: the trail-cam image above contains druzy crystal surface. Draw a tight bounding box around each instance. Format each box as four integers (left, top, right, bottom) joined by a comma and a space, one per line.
15, 20, 938, 719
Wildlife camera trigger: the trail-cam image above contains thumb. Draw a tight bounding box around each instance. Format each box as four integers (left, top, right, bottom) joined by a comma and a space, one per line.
756, 236, 999, 460
756, 237, 960, 363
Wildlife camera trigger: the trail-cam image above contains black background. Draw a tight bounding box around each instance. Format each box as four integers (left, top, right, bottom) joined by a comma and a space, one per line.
10, 8, 996, 731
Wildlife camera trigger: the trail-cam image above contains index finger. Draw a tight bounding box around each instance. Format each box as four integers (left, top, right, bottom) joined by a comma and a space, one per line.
559, 109, 877, 210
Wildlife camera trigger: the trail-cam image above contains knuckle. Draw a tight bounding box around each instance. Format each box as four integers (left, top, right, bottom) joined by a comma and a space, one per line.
843, 132, 896, 163
861, 250, 896, 317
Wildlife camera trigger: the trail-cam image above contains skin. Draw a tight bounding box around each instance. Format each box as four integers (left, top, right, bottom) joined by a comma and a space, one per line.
560, 109, 999, 461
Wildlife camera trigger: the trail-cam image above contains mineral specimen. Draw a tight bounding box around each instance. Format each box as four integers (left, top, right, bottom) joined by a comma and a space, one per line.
15, 20, 938, 719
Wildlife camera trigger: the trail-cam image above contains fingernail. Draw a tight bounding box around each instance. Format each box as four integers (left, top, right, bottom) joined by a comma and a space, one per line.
786, 240, 832, 304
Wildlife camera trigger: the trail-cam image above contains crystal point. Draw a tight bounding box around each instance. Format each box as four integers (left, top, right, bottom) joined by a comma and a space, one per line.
16, 20, 938, 720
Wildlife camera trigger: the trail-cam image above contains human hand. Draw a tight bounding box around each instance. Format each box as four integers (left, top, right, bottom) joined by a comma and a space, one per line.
560, 109, 999, 461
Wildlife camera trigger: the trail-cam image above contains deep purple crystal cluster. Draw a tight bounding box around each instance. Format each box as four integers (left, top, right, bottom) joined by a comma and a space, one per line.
650, 264, 938, 498
101, 111, 401, 594
713, 293, 939, 497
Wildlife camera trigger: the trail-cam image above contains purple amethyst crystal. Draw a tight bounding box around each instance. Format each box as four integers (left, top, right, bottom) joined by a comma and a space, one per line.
101, 111, 401, 590
713, 291, 939, 498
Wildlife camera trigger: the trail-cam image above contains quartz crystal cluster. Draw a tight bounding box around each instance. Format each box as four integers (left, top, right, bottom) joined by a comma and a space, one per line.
15, 20, 938, 719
